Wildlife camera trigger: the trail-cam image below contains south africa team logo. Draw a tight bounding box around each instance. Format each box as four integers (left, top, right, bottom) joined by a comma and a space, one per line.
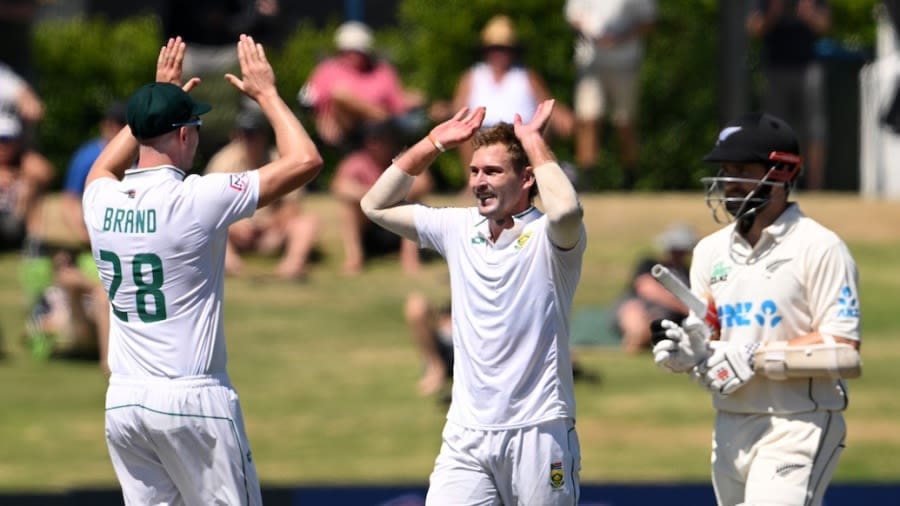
515, 231, 533, 251
550, 461, 564, 489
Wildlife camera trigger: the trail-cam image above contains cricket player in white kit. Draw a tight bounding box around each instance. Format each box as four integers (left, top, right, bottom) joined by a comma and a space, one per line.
361, 101, 585, 505
82, 36, 322, 505
651, 112, 861, 506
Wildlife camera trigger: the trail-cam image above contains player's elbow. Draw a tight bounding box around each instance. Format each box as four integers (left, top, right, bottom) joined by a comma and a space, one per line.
286, 151, 324, 186
359, 191, 379, 219
547, 201, 583, 230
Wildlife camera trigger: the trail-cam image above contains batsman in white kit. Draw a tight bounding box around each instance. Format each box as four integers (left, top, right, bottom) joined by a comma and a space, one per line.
651, 112, 861, 506
82, 36, 322, 504
361, 100, 585, 504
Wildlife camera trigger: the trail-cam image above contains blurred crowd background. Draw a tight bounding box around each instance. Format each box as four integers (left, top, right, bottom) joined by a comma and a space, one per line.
0, 0, 885, 194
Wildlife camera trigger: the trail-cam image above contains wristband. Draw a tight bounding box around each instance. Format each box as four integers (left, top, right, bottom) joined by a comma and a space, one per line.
427, 134, 446, 153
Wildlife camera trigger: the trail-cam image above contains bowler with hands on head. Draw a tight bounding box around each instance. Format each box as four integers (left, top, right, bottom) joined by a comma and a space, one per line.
650, 112, 861, 506
83, 35, 322, 505
362, 100, 585, 504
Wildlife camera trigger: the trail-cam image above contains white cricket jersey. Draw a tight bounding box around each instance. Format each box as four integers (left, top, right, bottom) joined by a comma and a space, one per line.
414, 205, 586, 430
467, 63, 537, 127
690, 204, 861, 415
83, 166, 260, 378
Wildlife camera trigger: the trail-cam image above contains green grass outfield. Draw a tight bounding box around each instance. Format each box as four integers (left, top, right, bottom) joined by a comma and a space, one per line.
0, 192, 898, 491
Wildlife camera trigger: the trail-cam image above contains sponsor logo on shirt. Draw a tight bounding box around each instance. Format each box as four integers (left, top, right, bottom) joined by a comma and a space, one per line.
229, 173, 248, 192
710, 261, 731, 285
837, 285, 860, 318
514, 231, 533, 251
550, 461, 564, 489
718, 300, 782, 329
471, 236, 486, 245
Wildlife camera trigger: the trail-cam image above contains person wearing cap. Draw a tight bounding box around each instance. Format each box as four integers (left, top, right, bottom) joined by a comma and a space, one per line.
82, 36, 322, 505
650, 112, 861, 505
564, 0, 657, 190
430, 15, 575, 179
0, 110, 53, 251
612, 222, 697, 353
298, 20, 425, 148
205, 108, 322, 280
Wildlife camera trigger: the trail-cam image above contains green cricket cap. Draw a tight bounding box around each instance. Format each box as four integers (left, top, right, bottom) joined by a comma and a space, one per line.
126, 82, 211, 140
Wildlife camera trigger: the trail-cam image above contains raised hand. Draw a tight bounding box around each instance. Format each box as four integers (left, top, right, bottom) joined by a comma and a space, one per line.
225, 34, 276, 100
428, 106, 486, 151
513, 99, 554, 141
155, 36, 200, 92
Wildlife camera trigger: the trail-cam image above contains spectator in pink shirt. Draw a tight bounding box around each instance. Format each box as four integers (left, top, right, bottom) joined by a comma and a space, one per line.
299, 21, 425, 148
330, 119, 432, 275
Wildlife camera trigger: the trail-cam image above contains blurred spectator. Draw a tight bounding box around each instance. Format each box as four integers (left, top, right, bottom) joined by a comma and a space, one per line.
162, 0, 279, 77
0, 61, 44, 123
299, 21, 426, 149
430, 15, 575, 178
205, 109, 321, 280
404, 291, 454, 397
613, 223, 696, 353
330, 119, 432, 276
747, 0, 831, 190
565, 0, 657, 190
61, 101, 128, 246
405, 290, 598, 399
0, 111, 53, 251
27, 249, 109, 372
162, 0, 281, 162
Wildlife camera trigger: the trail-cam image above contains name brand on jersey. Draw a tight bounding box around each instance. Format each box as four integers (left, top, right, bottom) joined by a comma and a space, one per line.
718, 300, 782, 329
102, 207, 157, 234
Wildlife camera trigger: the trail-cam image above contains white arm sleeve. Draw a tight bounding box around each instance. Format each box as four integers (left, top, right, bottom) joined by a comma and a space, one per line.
754, 341, 862, 380
359, 164, 419, 242
533, 162, 583, 249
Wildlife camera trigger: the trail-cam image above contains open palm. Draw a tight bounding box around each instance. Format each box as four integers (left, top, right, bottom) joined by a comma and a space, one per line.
429, 106, 486, 150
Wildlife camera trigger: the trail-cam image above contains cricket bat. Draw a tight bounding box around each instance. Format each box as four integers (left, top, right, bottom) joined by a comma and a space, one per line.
650, 263, 720, 339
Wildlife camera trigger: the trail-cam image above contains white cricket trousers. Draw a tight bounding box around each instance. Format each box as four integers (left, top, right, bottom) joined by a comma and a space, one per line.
712, 410, 845, 506
426, 417, 580, 505
105, 374, 262, 506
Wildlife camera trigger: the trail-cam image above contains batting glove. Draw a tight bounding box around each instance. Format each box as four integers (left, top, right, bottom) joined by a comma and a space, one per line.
651, 316, 710, 373
692, 340, 760, 396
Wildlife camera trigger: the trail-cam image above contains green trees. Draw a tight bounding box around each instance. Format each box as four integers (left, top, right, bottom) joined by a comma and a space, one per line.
30, 1, 878, 190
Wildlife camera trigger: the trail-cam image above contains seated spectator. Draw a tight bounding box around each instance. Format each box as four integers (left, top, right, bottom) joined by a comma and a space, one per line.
61, 101, 128, 246
205, 109, 321, 280
613, 223, 697, 353
26, 249, 109, 373
298, 21, 425, 149
429, 15, 575, 176
0, 111, 52, 252
330, 119, 432, 275
405, 291, 598, 399
404, 291, 454, 397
